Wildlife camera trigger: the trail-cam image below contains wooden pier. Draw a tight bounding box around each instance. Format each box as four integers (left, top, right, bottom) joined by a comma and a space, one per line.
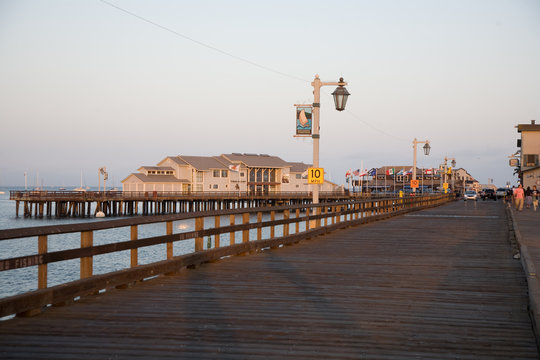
1, 200, 537, 358
9, 190, 355, 218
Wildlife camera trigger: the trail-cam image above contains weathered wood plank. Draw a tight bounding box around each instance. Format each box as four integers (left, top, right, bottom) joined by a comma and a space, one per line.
0, 201, 536, 359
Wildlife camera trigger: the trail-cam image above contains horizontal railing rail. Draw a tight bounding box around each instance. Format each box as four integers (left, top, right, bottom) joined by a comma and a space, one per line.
0, 194, 451, 317
9, 190, 431, 201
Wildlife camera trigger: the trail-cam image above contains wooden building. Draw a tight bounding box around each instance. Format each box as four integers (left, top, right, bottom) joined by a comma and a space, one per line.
122, 153, 340, 193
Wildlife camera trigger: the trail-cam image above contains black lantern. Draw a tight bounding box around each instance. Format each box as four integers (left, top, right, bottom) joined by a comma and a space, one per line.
451, 159, 456, 168
331, 77, 350, 111
423, 142, 431, 156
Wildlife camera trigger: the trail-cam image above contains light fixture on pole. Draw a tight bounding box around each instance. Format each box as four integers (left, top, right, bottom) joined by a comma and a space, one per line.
412, 138, 430, 193
310, 75, 350, 205
331, 78, 350, 111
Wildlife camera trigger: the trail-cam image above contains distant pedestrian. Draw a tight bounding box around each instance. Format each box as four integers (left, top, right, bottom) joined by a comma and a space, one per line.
533, 185, 539, 211
505, 187, 513, 204
525, 186, 533, 209
514, 184, 525, 211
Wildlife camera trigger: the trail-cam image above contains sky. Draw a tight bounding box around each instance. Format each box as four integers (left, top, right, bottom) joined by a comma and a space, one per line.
1, 0, 539, 188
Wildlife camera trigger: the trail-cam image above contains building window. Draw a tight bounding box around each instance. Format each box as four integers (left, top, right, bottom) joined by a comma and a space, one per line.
524, 154, 539, 167
221, 170, 228, 178
296, 174, 302, 179
213, 184, 218, 189
196, 171, 203, 182
240, 172, 245, 177
213, 170, 220, 177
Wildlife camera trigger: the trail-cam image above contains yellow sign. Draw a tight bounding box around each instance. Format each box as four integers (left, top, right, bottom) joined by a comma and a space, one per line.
308, 167, 324, 184
410, 179, 419, 188
443, 182, 449, 189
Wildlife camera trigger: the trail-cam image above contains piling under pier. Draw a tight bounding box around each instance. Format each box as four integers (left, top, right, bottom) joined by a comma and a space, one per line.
10, 190, 352, 218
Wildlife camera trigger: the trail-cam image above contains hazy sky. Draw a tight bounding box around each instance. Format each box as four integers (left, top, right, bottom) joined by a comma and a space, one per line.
1, 0, 539, 188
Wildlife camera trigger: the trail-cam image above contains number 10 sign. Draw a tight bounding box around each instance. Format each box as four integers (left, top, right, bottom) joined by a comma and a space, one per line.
308, 168, 324, 184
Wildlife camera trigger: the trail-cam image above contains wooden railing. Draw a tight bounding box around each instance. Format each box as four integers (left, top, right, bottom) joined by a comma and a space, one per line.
0, 194, 450, 317
10, 190, 353, 200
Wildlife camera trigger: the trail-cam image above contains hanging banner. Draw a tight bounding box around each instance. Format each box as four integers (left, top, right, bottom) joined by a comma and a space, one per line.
296, 106, 312, 135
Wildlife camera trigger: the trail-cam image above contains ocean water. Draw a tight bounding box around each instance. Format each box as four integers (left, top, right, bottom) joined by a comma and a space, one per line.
0, 186, 294, 299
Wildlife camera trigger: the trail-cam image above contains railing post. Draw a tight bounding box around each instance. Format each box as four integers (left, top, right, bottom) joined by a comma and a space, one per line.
324, 206, 328, 226
80, 231, 93, 279
166, 221, 173, 259
270, 211, 275, 238
229, 214, 235, 245
257, 212, 262, 240
316, 205, 321, 228
242, 212, 249, 243
296, 209, 300, 233
305, 207, 310, 230
130, 225, 138, 267
283, 209, 290, 236
215, 216, 221, 248
38, 235, 47, 289
195, 217, 204, 251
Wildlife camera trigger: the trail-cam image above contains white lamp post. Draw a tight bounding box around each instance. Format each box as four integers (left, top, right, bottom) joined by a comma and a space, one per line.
412, 138, 430, 193
443, 157, 456, 192
310, 75, 350, 204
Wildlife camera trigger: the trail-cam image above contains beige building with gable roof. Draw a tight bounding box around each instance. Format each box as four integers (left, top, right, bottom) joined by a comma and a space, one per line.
516, 120, 540, 188
122, 153, 340, 193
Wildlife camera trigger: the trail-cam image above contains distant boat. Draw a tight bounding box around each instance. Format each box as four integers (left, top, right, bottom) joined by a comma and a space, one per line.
59, 187, 66, 191
73, 171, 87, 191
0, 191, 5, 195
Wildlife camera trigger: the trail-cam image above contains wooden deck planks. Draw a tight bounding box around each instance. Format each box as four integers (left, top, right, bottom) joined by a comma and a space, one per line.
0, 201, 538, 359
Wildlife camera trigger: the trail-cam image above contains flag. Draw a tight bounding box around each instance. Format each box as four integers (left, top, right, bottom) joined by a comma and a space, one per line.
301, 170, 308, 178
359, 169, 368, 177
228, 164, 240, 172
396, 169, 404, 176
345, 169, 352, 177
352, 169, 360, 176
404, 168, 413, 176
386, 168, 394, 176
424, 168, 433, 175
368, 168, 376, 176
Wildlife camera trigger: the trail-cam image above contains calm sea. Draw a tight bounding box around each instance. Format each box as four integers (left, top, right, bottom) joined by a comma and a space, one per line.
0, 186, 290, 300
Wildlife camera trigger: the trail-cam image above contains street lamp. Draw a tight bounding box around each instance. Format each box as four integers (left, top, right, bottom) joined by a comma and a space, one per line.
440, 157, 456, 193
331, 78, 350, 111
311, 75, 350, 204
412, 138, 430, 193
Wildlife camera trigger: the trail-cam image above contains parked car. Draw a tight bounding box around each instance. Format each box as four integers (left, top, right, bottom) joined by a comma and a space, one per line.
482, 188, 496, 200
496, 188, 507, 199
463, 190, 478, 201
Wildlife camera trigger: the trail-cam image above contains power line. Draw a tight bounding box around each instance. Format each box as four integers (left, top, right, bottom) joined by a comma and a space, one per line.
98, 0, 309, 83
345, 109, 409, 142
99, 1, 407, 142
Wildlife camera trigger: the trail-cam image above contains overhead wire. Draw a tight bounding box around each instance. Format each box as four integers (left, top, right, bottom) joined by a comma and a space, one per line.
99, 0, 407, 142
98, 0, 309, 83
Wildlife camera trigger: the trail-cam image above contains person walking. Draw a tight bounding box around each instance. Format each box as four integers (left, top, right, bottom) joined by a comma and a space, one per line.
533, 185, 539, 211
525, 186, 533, 209
514, 184, 525, 211
506, 187, 513, 204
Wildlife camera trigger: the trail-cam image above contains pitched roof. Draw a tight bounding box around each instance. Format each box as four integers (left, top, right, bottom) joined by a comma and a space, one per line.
138, 166, 174, 171
160, 156, 189, 166
125, 174, 190, 183
221, 153, 290, 168
178, 155, 229, 171
287, 161, 311, 173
